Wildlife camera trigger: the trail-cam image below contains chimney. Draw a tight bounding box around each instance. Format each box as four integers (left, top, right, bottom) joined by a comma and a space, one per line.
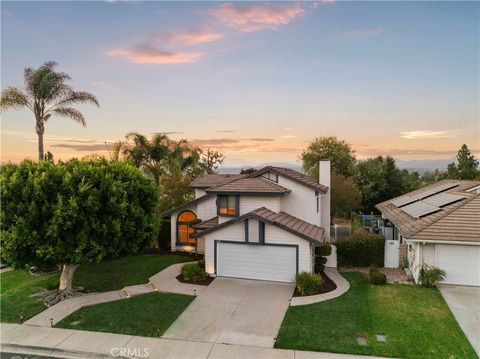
319, 160, 331, 241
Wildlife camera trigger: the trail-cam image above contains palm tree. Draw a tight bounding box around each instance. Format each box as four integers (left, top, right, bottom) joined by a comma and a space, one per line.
0, 61, 99, 160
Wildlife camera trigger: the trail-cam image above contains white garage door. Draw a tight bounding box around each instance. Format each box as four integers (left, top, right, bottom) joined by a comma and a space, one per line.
436, 245, 480, 286
217, 242, 296, 282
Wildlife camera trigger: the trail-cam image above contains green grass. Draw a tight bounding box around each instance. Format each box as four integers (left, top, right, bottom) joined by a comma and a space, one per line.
55, 292, 193, 337
275, 272, 477, 359
0, 254, 192, 323
0, 270, 60, 323
73, 254, 191, 292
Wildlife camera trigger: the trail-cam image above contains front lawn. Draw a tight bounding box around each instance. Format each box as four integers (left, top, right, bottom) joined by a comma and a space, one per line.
275, 272, 476, 359
0, 254, 192, 323
55, 292, 193, 337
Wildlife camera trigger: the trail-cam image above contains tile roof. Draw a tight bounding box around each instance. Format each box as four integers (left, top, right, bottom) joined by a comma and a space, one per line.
251, 166, 328, 193
193, 207, 325, 244
376, 180, 480, 240
190, 174, 246, 188
410, 195, 480, 242
205, 177, 291, 195
193, 216, 219, 230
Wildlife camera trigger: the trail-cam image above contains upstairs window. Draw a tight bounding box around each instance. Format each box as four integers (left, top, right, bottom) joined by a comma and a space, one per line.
217, 195, 239, 216
262, 172, 279, 183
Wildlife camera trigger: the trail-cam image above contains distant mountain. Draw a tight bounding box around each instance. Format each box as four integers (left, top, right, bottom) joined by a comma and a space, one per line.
219, 159, 456, 174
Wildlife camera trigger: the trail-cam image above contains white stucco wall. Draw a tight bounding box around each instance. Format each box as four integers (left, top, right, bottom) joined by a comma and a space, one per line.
422, 244, 436, 266
277, 175, 321, 226
218, 195, 281, 224
196, 195, 217, 220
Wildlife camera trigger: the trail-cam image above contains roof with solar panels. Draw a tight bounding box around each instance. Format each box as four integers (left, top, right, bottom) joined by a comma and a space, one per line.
376, 180, 480, 241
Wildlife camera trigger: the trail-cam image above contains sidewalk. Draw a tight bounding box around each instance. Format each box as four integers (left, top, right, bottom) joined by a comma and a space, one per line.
1, 323, 391, 359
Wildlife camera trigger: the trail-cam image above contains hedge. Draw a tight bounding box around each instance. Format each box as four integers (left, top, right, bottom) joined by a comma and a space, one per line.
336, 230, 385, 267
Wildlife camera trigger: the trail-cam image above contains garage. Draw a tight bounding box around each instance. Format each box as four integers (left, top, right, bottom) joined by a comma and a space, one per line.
436, 244, 480, 286
216, 242, 297, 282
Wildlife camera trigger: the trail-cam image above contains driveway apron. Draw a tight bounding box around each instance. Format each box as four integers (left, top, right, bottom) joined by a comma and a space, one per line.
162, 277, 294, 348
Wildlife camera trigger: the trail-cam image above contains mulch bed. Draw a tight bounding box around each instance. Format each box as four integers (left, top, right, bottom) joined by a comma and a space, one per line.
293, 271, 337, 297
176, 274, 215, 286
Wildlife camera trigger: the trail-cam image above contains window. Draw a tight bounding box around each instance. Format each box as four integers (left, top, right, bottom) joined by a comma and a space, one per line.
262, 172, 278, 183
217, 195, 239, 216
176, 210, 197, 244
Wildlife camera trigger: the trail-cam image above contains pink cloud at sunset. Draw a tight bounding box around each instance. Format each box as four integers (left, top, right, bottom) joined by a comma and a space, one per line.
152, 30, 224, 45
208, 3, 306, 32
105, 45, 203, 64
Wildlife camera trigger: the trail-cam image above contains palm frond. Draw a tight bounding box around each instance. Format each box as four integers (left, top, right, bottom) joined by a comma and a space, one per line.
47, 90, 99, 112
0, 87, 32, 111
52, 106, 86, 126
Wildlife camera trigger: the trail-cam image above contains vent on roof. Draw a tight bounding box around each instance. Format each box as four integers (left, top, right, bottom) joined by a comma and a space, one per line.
391, 182, 460, 208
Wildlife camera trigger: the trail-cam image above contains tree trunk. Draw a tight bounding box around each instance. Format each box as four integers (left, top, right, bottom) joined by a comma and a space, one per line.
37, 131, 44, 160
59, 264, 78, 292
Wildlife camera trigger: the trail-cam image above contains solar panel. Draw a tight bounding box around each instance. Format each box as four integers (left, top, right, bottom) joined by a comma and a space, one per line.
391, 195, 415, 207
401, 201, 441, 218
422, 193, 464, 207
391, 182, 460, 207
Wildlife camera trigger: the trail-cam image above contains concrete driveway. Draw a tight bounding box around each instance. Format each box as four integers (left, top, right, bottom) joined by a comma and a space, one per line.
162, 277, 294, 348
438, 285, 480, 356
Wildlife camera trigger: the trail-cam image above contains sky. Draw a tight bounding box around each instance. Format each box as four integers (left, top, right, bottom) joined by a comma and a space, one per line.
1, 1, 479, 167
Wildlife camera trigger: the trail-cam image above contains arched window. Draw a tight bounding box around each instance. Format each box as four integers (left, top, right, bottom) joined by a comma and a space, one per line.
177, 210, 197, 244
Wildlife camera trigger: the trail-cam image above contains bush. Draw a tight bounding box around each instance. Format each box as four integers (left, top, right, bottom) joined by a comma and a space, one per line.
314, 244, 332, 273
0, 159, 159, 270
295, 272, 324, 296
419, 265, 446, 288
336, 230, 385, 267
181, 262, 208, 282
369, 267, 386, 285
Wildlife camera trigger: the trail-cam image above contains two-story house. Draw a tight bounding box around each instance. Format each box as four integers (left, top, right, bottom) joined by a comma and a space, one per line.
162, 161, 331, 283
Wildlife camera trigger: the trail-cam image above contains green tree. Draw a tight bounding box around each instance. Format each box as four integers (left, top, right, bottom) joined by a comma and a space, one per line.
354, 156, 406, 212
0, 159, 159, 304
401, 169, 422, 192
331, 172, 361, 219
0, 61, 99, 160
301, 136, 356, 179
447, 144, 479, 180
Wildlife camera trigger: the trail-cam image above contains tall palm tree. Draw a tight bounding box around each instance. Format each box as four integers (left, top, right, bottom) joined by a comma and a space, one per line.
0, 61, 99, 160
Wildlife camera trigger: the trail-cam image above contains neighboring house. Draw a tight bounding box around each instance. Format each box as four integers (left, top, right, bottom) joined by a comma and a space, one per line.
376, 180, 480, 286
163, 161, 332, 283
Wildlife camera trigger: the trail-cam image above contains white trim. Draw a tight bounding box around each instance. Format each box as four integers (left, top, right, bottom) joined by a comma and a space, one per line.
405, 239, 480, 246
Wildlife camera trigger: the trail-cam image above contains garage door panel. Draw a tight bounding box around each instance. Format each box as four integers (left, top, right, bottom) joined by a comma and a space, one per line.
217, 242, 296, 282
436, 245, 480, 286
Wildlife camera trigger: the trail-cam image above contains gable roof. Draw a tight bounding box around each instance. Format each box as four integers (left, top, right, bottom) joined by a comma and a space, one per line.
193, 216, 219, 230
161, 193, 214, 217
251, 166, 328, 193
376, 180, 480, 239
190, 174, 245, 189
206, 177, 291, 195
193, 207, 325, 244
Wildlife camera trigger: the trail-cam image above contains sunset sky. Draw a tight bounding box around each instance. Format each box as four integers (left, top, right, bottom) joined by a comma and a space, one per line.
1, 1, 479, 167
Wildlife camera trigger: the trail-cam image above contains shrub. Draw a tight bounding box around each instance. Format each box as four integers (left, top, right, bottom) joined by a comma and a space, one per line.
336, 230, 385, 267
419, 265, 446, 288
314, 244, 332, 273
295, 272, 324, 296
369, 267, 386, 285
181, 262, 208, 282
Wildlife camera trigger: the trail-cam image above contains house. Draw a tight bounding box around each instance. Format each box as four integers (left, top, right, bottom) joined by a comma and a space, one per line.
376, 180, 480, 286
163, 161, 332, 283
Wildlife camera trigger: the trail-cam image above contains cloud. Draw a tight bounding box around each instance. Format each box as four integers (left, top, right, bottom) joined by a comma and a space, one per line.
216, 130, 236, 133
280, 135, 298, 138
191, 138, 240, 146
152, 30, 224, 45
106, 45, 203, 64
154, 131, 184, 135
346, 27, 383, 38
248, 138, 275, 142
356, 147, 479, 158
208, 3, 305, 32
399, 131, 454, 140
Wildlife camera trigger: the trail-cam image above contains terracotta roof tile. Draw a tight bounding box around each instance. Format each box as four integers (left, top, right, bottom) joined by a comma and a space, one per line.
206, 177, 291, 195
251, 166, 328, 193
190, 174, 246, 189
